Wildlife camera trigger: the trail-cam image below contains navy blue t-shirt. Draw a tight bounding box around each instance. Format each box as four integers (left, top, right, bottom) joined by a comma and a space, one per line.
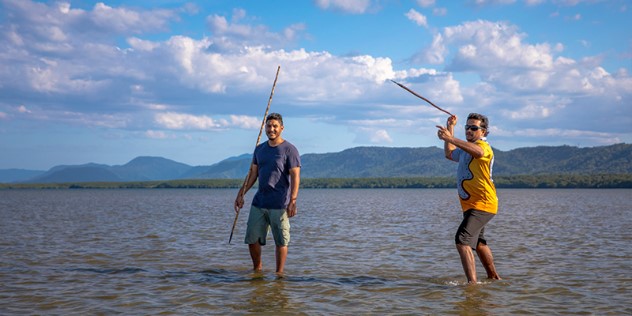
251, 140, 301, 209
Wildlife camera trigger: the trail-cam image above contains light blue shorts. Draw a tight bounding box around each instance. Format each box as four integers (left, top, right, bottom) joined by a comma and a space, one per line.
244, 206, 290, 246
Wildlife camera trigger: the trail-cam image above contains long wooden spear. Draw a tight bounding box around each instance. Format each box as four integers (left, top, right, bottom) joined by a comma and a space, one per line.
390, 80, 454, 116
229, 65, 281, 244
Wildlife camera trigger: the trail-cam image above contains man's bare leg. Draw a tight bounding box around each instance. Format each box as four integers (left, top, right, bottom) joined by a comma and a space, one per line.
476, 243, 501, 280
249, 243, 263, 272
456, 243, 477, 284
275, 245, 288, 274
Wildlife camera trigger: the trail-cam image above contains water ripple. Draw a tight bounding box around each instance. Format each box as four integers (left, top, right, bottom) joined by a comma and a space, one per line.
1, 188, 630, 314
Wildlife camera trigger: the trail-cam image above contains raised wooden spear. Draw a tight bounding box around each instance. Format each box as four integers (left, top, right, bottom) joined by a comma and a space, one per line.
390, 80, 454, 116
229, 65, 281, 244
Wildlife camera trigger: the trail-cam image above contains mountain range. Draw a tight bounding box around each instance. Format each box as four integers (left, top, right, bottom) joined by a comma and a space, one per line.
1, 143, 630, 183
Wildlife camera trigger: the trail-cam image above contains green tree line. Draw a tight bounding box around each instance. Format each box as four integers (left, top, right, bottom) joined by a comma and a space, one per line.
2, 174, 631, 189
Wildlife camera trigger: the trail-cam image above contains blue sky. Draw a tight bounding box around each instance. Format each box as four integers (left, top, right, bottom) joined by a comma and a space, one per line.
1, 0, 630, 170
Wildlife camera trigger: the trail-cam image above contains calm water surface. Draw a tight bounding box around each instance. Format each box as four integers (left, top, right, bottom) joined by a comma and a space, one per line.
1, 189, 630, 315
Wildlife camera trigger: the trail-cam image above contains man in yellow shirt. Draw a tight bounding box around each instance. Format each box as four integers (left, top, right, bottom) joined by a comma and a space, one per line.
436, 113, 501, 284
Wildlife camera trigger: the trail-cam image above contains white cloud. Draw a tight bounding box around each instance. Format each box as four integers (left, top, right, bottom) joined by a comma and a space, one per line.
433, 7, 448, 16
353, 127, 393, 144
27, 64, 110, 94
417, 0, 435, 8
505, 127, 619, 141
405, 9, 428, 28
471, 0, 516, 6
155, 112, 224, 130
525, 0, 546, 5
1, 0, 444, 132
230, 115, 261, 129
144, 103, 170, 111
17, 105, 32, 114
91, 2, 177, 34
206, 10, 306, 50
0, 112, 7, 119
439, 21, 555, 72
419, 32, 447, 64
314, 0, 373, 14
393, 70, 463, 106
424, 19, 632, 98
11, 106, 131, 128
1, 0, 629, 158
371, 129, 393, 143
145, 130, 171, 139
154, 112, 261, 130
127, 37, 160, 51
502, 103, 554, 119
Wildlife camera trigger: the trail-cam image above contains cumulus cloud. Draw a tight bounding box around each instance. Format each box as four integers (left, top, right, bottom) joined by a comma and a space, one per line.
370, 129, 393, 143
1, 0, 629, 157
408, 17, 632, 145
1, 0, 439, 137
0, 0, 181, 98
423, 20, 632, 99
353, 127, 393, 144
0, 0, 452, 136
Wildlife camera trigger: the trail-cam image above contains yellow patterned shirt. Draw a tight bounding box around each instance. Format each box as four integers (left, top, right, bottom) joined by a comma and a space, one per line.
450, 138, 498, 214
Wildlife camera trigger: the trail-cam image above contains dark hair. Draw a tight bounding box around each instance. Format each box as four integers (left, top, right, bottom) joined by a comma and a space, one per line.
266, 112, 283, 126
467, 113, 489, 136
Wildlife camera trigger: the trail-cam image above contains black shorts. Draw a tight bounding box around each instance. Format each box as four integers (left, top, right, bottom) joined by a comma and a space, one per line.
455, 209, 495, 249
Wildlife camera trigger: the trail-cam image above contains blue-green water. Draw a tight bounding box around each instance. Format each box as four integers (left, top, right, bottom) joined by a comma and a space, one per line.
1, 189, 630, 314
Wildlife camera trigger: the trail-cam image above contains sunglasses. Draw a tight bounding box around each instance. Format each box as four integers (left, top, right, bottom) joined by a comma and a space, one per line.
464, 125, 484, 131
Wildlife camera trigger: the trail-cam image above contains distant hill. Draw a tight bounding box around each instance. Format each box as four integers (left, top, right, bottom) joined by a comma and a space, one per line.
26, 158, 190, 183
181, 154, 252, 179
493, 143, 632, 175
301, 146, 455, 178
109, 156, 192, 181
0, 169, 45, 183
30, 165, 123, 183
1, 143, 630, 183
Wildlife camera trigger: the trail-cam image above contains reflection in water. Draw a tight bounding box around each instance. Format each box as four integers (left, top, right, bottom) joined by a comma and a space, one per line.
452, 283, 493, 316
244, 274, 290, 313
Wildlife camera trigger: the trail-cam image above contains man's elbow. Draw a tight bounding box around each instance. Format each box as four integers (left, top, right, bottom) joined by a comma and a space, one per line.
471, 150, 485, 159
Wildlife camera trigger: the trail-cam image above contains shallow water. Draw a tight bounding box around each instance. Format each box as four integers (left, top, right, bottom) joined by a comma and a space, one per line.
1, 188, 630, 314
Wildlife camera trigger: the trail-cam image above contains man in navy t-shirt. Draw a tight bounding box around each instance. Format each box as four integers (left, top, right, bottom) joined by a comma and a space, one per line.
234, 113, 301, 274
